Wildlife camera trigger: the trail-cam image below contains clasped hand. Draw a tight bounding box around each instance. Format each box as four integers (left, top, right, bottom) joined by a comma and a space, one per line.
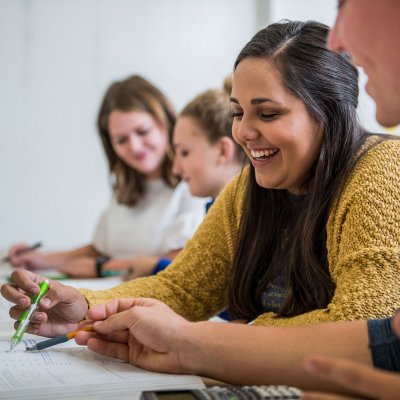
75, 297, 191, 374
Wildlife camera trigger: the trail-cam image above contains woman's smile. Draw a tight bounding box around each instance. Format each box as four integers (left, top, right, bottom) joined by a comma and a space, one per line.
247, 145, 280, 166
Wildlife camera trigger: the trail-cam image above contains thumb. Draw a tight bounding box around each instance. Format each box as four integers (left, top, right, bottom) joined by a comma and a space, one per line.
39, 281, 80, 308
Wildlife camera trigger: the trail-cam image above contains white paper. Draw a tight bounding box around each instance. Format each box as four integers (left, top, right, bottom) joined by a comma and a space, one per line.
0, 340, 204, 400
0, 263, 204, 400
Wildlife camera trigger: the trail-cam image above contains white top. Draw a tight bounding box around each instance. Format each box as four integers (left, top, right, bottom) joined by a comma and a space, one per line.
93, 180, 207, 258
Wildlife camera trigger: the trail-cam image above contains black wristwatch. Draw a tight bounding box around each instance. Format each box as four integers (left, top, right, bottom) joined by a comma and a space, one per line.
95, 255, 110, 277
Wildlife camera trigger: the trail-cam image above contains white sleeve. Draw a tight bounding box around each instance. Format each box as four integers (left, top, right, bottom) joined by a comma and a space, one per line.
161, 182, 208, 253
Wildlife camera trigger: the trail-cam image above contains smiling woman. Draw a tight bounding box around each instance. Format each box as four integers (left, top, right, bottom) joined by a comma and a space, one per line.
227, 20, 386, 322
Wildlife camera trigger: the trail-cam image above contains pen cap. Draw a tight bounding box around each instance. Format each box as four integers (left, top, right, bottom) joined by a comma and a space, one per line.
18, 280, 50, 322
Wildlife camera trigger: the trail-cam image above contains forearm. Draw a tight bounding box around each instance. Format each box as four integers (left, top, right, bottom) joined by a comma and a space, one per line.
179, 320, 371, 392
47, 245, 100, 269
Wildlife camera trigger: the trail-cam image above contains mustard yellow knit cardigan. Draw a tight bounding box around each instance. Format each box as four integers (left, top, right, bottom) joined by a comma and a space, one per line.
81, 139, 400, 326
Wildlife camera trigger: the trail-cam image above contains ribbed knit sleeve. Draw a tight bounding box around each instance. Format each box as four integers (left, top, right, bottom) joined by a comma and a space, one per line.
80, 171, 247, 321
253, 139, 400, 326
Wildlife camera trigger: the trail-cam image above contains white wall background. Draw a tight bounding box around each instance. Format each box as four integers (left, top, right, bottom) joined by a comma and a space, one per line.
0, 0, 259, 250
0, 0, 392, 251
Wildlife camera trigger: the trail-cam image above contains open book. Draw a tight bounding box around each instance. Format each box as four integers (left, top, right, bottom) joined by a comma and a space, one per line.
0, 340, 204, 400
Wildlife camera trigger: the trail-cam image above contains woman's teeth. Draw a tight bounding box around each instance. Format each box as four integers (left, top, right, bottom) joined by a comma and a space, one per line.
250, 148, 279, 160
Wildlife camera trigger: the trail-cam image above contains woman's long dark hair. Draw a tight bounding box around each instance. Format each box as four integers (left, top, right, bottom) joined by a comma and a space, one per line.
228, 21, 369, 320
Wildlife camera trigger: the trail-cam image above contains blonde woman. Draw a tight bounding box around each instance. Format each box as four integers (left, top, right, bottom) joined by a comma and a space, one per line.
8, 75, 205, 278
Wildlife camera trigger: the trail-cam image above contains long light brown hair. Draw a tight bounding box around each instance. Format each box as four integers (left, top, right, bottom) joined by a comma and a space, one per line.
97, 75, 178, 206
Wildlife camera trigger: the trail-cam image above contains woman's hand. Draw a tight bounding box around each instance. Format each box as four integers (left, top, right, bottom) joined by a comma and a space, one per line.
7, 243, 48, 270
1, 269, 88, 337
76, 297, 191, 374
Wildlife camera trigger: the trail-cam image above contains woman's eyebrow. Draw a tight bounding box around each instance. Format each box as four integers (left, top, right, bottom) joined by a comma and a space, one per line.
229, 96, 280, 105
251, 97, 278, 105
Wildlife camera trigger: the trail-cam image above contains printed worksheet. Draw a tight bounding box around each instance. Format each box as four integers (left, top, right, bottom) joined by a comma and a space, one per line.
0, 341, 204, 400
0, 265, 203, 399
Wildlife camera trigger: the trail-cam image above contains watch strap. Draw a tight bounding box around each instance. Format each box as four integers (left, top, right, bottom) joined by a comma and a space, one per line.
95, 255, 110, 277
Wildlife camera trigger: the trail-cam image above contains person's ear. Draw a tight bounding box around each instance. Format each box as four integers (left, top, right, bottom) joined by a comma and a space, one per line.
216, 137, 235, 165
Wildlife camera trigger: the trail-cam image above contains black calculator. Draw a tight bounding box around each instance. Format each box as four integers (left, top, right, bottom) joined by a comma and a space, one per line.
141, 385, 302, 399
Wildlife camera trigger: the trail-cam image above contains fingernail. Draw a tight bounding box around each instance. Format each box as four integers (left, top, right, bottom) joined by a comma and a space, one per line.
30, 284, 40, 292
41, 298, 51, 307
36, 313, 45, 322
18, 298, 28, 307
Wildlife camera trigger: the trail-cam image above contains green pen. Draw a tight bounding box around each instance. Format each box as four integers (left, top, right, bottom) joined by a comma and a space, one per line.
9, 280, 50, 351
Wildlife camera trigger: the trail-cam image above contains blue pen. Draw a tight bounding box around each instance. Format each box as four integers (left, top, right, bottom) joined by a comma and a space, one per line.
9, 280, 50, 351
